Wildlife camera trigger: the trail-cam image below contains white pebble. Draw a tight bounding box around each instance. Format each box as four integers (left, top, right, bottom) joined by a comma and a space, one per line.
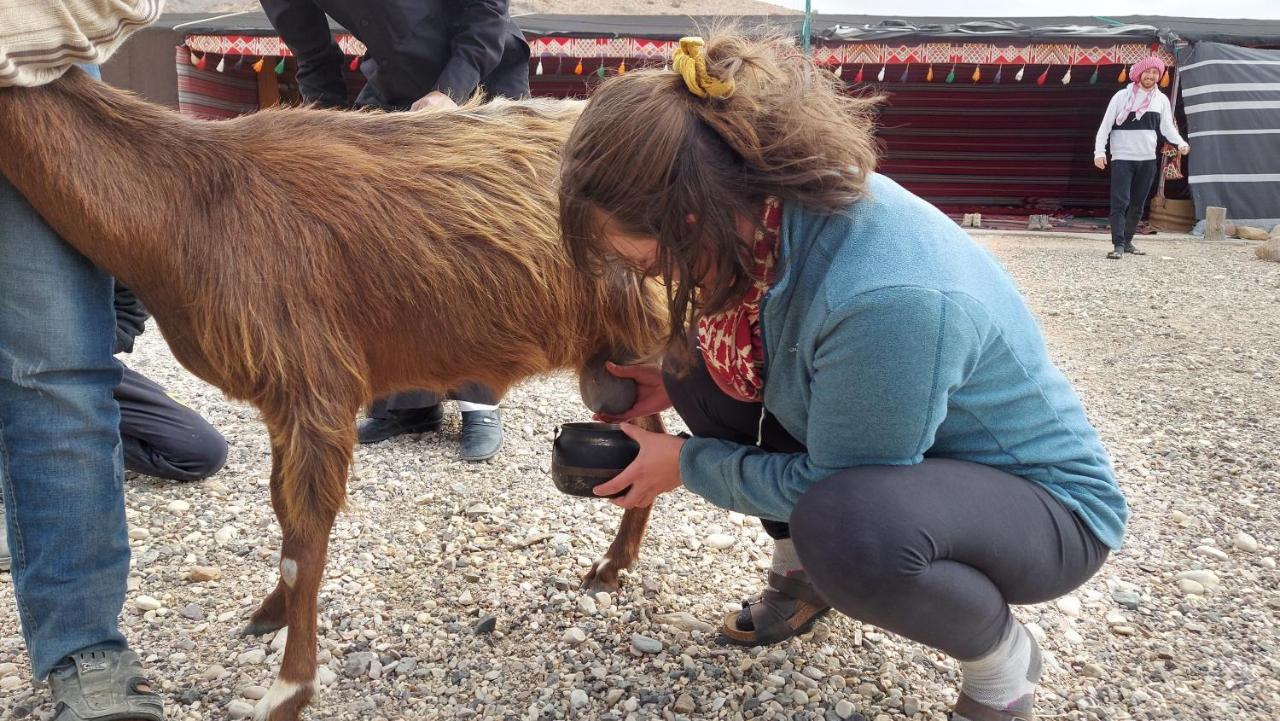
134, 595, 163, 612
227, 700, 254, 719
1233, 532, 1259, 553
570, 689, 589, 708
1170, 510, 1189, 524
705, 533, 735, 550
1176, 569, 1220, 591
0, 676, 22, 690
1178, 579, 1205, 595
563, 627, 587, 644
1056, 596, 1082, 617
1260, 557, 1276, 570
836, 700, 858, 719
577, 595, 598, 615
1194, 545, 1229, 561
128, 528, 150, 540
166, 500, 190, 514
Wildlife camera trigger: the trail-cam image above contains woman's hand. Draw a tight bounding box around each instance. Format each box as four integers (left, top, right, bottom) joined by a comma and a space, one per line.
1179, 143, 1191, 156
593, 422, 685, 508
593, 362, 673, 423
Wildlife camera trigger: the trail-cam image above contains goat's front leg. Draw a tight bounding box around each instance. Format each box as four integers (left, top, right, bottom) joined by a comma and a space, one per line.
581, 413, 664, 592
251, 423, 352, 721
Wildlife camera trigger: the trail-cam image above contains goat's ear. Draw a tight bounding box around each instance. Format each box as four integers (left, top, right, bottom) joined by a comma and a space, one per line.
578, 350, 637, 415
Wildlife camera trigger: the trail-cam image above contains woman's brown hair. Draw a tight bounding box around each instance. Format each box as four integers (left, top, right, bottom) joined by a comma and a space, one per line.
560, 29, 881, 360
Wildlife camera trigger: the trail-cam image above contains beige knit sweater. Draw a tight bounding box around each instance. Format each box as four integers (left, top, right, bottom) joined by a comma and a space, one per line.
0, 0, 163, 87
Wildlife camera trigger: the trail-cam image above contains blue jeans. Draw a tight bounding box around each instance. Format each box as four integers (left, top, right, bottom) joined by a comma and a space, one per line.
0, 170, 130, 678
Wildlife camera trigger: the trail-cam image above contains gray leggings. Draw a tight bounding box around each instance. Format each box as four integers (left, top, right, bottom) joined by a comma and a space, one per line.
664, 346, 1108, 660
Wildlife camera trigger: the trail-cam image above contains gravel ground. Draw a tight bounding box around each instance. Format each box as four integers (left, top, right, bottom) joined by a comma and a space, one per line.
2, 231, 1277, 721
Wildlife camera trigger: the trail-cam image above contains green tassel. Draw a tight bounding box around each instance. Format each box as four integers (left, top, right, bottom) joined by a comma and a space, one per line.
273, 57, 285, 74
596, 64, 606, 78
945, 66, 956, 83
1089, 67, 1099, 85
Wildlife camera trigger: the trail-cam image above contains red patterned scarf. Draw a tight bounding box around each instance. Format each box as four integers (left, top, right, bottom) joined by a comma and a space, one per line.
696, 198, 783, 402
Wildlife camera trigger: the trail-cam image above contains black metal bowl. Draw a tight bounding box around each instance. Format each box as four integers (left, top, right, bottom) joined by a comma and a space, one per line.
551, 422, 638, 498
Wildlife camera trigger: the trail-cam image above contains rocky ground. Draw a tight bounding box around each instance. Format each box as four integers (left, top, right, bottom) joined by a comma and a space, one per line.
1, 231, 1277, 721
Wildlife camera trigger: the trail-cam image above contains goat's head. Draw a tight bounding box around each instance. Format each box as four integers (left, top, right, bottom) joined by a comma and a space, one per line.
574, 268, 668, 415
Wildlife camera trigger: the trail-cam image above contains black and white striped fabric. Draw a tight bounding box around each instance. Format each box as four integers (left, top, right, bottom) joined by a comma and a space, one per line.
1180, 42, 1280, 227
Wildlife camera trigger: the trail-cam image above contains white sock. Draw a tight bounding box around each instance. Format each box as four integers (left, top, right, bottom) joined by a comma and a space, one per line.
456, 401, 498, 413
959, 621, 1041, 714
770, 537, 803, 578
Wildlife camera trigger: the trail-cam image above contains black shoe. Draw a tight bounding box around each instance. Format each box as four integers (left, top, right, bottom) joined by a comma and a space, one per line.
460, 409, 503, 461
1107, 246, 1124, 260
357, 405, 444, 444
1124, 243, 1146, 255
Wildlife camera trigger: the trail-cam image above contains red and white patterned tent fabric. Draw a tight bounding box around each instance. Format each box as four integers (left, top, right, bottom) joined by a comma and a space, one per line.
172, 13, 1182, 212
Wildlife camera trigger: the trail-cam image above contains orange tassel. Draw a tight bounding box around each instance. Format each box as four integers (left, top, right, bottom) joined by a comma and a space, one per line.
1118, 67, 1127, 83
574, 59, 583, 76
252, 57, 265, 73
972, 65, 981, 82
618, 60, 626, 74
1159, 69, 1170, 88
926, 65, 934, 82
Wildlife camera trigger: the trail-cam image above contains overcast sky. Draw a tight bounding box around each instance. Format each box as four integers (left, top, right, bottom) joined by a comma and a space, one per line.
774, 0, 1280, 20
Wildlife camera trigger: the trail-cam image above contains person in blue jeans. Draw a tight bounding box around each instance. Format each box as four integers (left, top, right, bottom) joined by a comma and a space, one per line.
0, 64, 164, 721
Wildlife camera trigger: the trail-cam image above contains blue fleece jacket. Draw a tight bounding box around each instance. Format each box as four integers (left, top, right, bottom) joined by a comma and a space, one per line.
679, 174, 1128, 549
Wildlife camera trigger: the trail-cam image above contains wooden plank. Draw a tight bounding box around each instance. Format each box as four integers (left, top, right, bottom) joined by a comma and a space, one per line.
257, 68, 279, 109
1205, 206, 1227, 242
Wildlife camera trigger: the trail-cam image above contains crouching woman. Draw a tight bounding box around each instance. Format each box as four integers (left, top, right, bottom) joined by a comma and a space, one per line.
559, 32, 1127, 721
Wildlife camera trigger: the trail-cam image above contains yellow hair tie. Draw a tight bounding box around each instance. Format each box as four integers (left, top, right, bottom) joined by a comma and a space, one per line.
672, 36, 735, 100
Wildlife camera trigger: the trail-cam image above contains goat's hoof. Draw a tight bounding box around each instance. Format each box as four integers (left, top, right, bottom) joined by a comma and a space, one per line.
241, 618, 287, 637
580, 559, 622, 593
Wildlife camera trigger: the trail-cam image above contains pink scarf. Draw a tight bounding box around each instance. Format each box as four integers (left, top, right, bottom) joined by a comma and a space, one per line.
1117, 83, 1156, 126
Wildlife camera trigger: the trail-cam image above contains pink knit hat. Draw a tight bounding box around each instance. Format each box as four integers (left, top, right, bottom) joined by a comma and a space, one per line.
1130, 56, 1165, 81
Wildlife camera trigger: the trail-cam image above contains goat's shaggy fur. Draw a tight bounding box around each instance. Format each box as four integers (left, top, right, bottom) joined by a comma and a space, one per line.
0, 69, 664, 720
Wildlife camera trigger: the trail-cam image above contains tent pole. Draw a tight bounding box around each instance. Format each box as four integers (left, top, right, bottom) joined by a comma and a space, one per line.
802, 0, 812, 54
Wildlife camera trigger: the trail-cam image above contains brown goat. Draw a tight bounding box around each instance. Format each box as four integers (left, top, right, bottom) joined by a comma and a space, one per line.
0, 69, 665, 720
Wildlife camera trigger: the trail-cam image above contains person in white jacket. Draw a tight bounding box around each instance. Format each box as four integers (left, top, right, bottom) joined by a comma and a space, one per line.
1094, 56, 1190, 259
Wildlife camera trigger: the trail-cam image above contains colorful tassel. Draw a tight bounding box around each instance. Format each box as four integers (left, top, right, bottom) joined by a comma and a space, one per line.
1159, 69, 1170, 88
834, 64, 843, 79
1062, 67, 1072, 84
618, 60, 626, 74
574, 59, 583, 76
215, 55, 225, 73
1037, 67, 1049, 86
926, 64, 934, 82
853, 64, 864, 84
1015, 65, 1025, 82
274, 57, 285, 74
1090, 66, 1099, 84
1118, 67, 1127, 83
348, 55, 360, 71
596, 63, 606, 79
535, 58, 543, 75
994, 65, 1003, 83
252, 57, 265, 73
189, 51, 201, 67
972, 65, 981, 83
899, 64, 910, 82
195, 53, 208, 71
945, 64, 956, 84
877, 64, 886, 82
234, 55, 245, 69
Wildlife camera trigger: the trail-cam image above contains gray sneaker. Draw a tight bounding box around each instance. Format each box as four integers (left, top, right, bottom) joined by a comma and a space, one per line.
49, 648, 163, 721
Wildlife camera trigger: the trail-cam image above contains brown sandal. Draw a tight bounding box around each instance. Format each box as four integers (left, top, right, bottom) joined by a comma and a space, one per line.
719, 571, 831, 646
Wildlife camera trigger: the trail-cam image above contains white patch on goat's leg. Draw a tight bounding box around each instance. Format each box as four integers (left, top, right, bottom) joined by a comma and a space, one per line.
593, 558, 611, 575
280, 558, 298, 588
252, 674, 316, 721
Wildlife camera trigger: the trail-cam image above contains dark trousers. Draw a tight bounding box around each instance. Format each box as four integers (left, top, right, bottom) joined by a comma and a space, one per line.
662, 343, 1109, 660
367, 381, 499, 419
117, 365, 228, 482
1109, 159, 1158, 246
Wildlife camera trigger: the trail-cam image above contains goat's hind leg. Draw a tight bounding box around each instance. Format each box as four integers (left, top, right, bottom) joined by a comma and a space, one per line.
253, 423, 354, 721
581, 413, 664, 593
